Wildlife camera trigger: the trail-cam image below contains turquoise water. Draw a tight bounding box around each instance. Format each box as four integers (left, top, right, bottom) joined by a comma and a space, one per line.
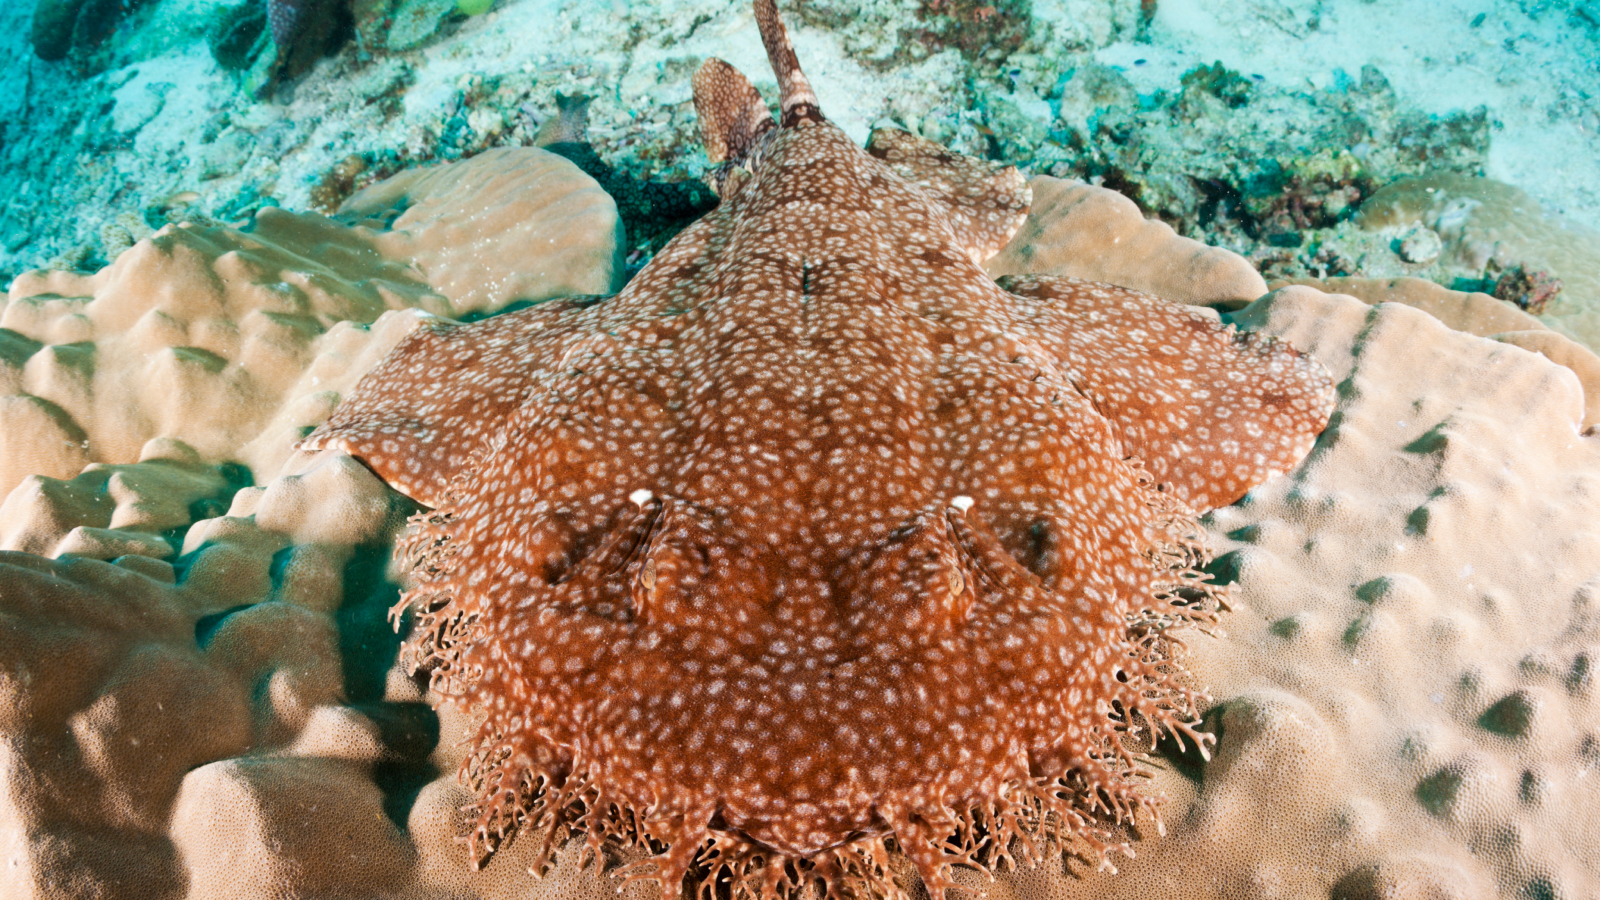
2, 0, 1596, 285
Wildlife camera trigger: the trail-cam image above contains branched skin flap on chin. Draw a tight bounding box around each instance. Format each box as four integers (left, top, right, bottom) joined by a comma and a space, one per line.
299, 2, 1336, 898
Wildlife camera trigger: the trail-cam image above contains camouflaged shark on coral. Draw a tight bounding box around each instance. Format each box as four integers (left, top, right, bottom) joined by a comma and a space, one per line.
301, 2, 1336, 898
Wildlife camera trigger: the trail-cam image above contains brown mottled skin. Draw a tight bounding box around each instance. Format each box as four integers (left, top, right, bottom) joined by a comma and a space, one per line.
301, 2, 1336, 897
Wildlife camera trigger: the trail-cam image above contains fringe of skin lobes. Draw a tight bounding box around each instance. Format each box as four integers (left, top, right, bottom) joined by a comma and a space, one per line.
387, 458, 1225, 900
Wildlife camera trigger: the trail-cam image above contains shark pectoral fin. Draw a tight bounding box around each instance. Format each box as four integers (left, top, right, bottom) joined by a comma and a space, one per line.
866, 127, 1031, 266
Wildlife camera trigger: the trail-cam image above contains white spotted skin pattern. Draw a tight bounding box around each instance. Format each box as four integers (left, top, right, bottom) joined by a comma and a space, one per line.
999, 274, 1335, 511
267, 0, 309, 48
304, 120, 1334, 899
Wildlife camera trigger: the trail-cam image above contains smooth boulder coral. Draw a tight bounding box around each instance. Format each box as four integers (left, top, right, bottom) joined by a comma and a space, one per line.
0, 150, 621, 497
0, 452, 420, 899
1356, 174, 1600, 349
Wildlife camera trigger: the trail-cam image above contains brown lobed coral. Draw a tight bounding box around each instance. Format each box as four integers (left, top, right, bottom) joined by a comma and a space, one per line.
0, 148, 622, 499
